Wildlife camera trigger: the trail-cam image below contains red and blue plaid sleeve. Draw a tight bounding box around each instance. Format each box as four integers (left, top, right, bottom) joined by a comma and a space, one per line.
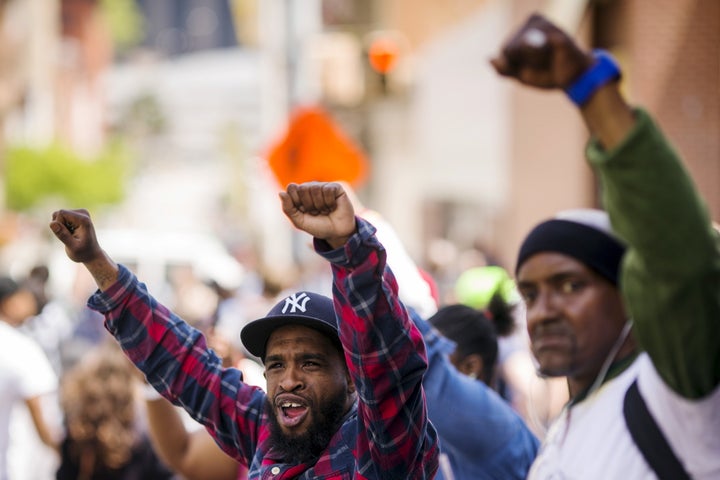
88, 264, 266, 466
315, 217, 439, 479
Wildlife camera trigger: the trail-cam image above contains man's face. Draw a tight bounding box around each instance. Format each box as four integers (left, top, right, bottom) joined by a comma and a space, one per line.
517, 253, 629, 392
264, 324, 354, 461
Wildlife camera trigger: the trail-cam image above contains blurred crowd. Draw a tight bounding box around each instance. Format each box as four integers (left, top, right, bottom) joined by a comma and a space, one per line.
1, 3, 717, 478
0, 211, 561, 480
0, 245, 280, 479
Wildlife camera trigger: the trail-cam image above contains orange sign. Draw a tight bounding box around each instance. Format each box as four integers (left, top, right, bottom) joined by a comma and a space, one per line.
266, 107, 369, 188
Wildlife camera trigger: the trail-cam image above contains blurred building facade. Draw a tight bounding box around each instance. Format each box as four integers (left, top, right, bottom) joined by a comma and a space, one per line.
341, 0, 719, 287
0, 0, 717, 294
492, 0, 719, 274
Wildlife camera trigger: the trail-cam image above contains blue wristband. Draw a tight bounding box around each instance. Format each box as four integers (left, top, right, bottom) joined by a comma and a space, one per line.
564, 49, 621, 106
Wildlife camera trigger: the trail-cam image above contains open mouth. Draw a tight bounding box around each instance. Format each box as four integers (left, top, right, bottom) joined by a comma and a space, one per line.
276, 398, 309, 428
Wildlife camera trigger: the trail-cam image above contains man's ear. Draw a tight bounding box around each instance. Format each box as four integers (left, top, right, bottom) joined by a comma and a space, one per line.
458, 354, 485, 381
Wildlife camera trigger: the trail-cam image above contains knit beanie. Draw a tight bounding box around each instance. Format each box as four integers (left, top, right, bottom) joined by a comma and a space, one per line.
515, 209, 626, 285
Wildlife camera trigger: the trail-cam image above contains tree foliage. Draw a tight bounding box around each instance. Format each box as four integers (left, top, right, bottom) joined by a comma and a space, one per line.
4, 140, 130, 211
99, 0, 145, 54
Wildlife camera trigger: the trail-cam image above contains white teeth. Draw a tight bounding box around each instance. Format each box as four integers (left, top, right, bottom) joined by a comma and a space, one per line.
280, 402, 303, 408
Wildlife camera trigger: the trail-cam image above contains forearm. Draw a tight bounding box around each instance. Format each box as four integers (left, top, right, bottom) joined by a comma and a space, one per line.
146, 397, 240, 480
589, 109, 720, 397
321, 219, 435, 473
580, 81, 637, 151
83, 250, 119, 291
321, 220, 429, 397
145, 396, 191, 470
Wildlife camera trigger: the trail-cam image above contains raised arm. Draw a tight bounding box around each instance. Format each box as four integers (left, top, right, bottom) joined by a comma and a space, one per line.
490, 13, 635, 150
491, 13, 720, 397
280, 181, 438, 479
49, 209, 119, 291
49, 208, 265, 464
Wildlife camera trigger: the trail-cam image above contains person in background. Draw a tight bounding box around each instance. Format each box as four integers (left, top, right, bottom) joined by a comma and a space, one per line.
56, 341, 174, 480
454, 265, 568, 437
0, 276, 59, 480
454, 265, 530, 396
411, 301, 539, 480
19, 264, 75, 376
492, 13, 719, 478
429, 301, 514, 387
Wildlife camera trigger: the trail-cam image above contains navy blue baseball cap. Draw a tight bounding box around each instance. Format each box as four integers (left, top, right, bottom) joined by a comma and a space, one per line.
240, 291, 341, 360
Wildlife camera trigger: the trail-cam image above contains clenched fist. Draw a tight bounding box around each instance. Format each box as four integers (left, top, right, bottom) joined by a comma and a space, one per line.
49, 209, 119, 290
279, 182, 357, 249
490, 13, 593, 90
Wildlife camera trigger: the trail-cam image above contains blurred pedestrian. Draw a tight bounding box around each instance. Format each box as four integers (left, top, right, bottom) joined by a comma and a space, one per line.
454, 265, 568, 436
0, 276, 59, 480
492, 13, 720, 479
56, 341, 174, 480
430, 300, 513, 388
414, 302, 539, 479
19, 264, 75, 376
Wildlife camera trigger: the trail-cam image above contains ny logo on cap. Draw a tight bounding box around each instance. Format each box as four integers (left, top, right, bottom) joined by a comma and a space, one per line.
281, 292, 311, 314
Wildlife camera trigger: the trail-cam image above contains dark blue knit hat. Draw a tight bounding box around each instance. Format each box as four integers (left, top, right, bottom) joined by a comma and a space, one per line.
516, 209, 626, 285
241, 291, 340, 359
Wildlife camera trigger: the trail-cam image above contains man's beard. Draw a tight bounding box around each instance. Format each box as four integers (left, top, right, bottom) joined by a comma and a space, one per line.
266, 388, 348, 465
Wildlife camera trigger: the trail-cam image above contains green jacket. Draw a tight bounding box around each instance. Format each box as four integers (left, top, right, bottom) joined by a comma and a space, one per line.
587, 109, 720, 399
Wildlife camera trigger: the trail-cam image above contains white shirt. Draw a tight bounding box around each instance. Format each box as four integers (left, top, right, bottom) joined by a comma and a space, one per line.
528, 353, 720, 479
0, 322, 57, 480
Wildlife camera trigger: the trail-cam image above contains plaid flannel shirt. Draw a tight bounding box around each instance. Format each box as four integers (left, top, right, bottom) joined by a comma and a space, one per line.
90, 217, 439, 479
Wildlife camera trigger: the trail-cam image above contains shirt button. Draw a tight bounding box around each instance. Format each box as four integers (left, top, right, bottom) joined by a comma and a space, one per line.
271, 466, 281, 475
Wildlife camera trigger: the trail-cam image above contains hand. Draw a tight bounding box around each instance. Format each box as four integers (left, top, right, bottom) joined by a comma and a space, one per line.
49, 209, 105, 263
49, 209, 119, 290
279, 182, 356, 249
490, 13, 593, 89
